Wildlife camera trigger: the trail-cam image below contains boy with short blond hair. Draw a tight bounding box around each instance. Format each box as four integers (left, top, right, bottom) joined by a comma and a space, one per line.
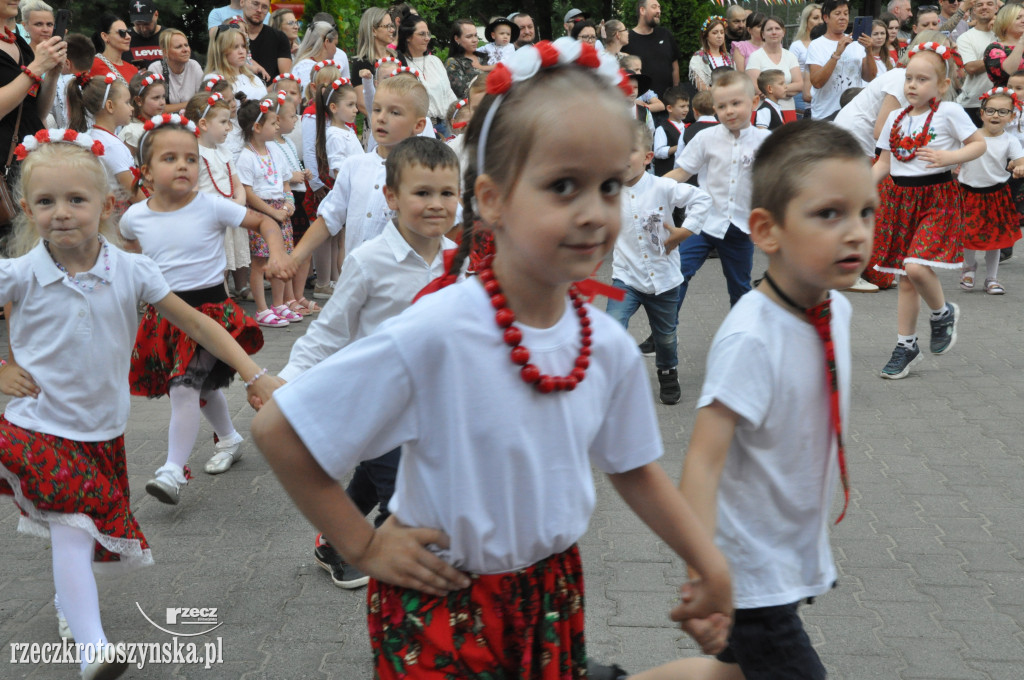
754, 69, 786, 131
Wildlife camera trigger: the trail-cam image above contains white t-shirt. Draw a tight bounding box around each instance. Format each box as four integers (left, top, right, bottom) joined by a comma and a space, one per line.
120, 192, 248, 291
878, 101, 978, 176
117, 120, 145, 151
958, 132, 1024, 187
479, 42, 515, 65
197, 144, 237, 199
237, 143, 291, 200
223, 119, 244, 162
956, 28, 996, 110
833, 68, 907, 156
279, 222, 456, 382
325, 125, 364, 175
229, 72, 268, 104
807, 36, 868, 119
273, 278, 663, 574
698, 289, 850, 609
0, 240, 170, 441
90, 126, 135, 185
790, 40, 810, 70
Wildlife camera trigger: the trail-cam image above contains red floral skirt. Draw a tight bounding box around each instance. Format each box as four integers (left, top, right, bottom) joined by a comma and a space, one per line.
367, 545, 586, 679
129, 297, 263, 398
960, 183, 1022, 250
873, 174, 964, 275
302, 175, 335, 219
0, 417, 151, 571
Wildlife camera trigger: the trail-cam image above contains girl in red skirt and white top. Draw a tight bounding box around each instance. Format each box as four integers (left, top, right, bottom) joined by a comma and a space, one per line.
0, 131, 277, 679
251, 38, 733, 679
873, 42, 985, 380
958, 87, 1024, 295
119, 115, 292, 505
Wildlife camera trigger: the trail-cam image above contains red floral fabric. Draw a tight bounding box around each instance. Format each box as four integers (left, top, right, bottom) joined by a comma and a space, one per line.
129, 299, 263, 398
302, 175, 335, 219
249, 198, 294, 258
0, 417, 149, 565
873, 177, 964, 274
960, 184, 1022, 250
367, 545, 586, 679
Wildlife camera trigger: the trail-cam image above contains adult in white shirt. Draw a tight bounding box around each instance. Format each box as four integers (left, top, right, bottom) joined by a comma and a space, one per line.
807, 0, 877, 119
745, 16, 802, 110
396, 15, 457, 132
291, 21, 348, 91
957, 0, 997, 127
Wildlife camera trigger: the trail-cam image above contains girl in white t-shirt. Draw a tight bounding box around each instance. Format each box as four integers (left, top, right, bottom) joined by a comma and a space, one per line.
119, 72, 166, 156
237, 98, 305, 327
250, 38, 733, 677
120, 116, 292, 504
0, 131, 276, 678
315, 78, 363, 180
872, 43, 986, 379
186, 91, 251, 298
66, 71, 140, 206
958, 88, 1024, 294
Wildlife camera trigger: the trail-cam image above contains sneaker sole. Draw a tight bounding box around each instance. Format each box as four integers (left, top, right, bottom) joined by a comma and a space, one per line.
314, 558, 370, 589
879, 353, 923, 380
932, 303, 959, 355
145, 480, 180, 505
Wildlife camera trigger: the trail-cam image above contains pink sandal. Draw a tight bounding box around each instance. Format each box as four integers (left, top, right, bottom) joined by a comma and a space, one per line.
273, 304, 303, 322
255, 308, 289, 327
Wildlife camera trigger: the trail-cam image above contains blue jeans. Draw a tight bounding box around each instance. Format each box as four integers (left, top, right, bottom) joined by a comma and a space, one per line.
676, 225, 754, 311
605, 280, 680, 370
346, 446, 401, 527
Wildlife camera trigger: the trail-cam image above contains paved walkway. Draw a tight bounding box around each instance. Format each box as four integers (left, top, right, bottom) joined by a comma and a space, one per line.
3, 252, 1024, 678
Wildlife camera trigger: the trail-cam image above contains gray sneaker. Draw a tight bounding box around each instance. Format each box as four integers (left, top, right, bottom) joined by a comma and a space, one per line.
880, 344, 922, 379
929, 302, 959, 354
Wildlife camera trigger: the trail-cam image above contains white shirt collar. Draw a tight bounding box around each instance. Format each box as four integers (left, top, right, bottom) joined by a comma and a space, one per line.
29, 236, 116, 288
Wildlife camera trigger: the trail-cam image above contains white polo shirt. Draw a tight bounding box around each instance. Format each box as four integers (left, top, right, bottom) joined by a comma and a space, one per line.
614, 172, 712, 295
676, 124, 770, 238
0, 239, 171, 441
279, 222, 456, 382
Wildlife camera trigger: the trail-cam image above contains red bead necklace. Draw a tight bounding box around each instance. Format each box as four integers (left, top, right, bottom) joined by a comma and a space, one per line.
889, 99, 939, 162
0, 27, 17, 44
479, 265, 591, 394
202, 157, 235, 198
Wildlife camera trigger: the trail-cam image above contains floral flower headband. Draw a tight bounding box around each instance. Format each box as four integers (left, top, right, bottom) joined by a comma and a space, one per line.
701, 16, 724, 33
15, 129, 105, 162
980, 86, 1023, 111
451, 98, 470, 129
95, 72, 118, 105
201, 92, 225, 120
272, 72, 300, 86
389, 65, 422, 80
137, 113, 199, 163
139, 73, 164, 91
374, 55, 402, 70
203, 74, 224, 92
324, 78, 351, 105
256, 92, 286, 123
907, 42, 964, 69
312, 60, 339, 74
479, 38, 628, 175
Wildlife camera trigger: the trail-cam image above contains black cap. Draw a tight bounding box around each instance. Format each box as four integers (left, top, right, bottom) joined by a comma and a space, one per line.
129, 0, 156, 23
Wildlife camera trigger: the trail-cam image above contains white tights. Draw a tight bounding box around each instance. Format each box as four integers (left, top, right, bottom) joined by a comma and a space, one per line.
50, 524, 105, 668
166, 384, 237, 469
964, 249, 999, 281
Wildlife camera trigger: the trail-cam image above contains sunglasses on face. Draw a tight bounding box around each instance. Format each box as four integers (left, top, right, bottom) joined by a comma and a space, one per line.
109, 28, 129, 38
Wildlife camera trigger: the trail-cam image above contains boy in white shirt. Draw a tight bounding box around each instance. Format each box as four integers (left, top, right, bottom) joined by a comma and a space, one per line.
290, 76, 429, 271
607, 122, 711, 405
753, 70, 786, 130
480, 17, 518, 65
263, 137, 460, 590
623, 120, 876, 680
667, 70, 771, 311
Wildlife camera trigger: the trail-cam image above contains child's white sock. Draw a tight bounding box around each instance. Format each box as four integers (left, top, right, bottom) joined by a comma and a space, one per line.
50, 523, 107, 669
897, 334, 917, 349
929, 304, 949, 320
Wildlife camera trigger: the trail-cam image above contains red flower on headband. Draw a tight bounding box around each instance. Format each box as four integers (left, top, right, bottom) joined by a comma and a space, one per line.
259, 100, 271, 113
617, 73, 633, 97
13, 144, 27, 161
35, 129, 50, 143
74, 71, 90, 87
536, 42, 559, 68
91, 140, 105, 156
487, 64, 512, 95
576, 43, 601, 69
64, 129, 79, 142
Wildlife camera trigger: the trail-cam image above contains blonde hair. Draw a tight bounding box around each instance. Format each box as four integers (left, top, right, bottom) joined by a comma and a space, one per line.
9, 143, 121, 256
795, 4, 822, 43
304, 63, 341, 105
158, 28, 187, 57
375, 75, 429, 118
205, 28, 255, 80
994, 3, 1024, 42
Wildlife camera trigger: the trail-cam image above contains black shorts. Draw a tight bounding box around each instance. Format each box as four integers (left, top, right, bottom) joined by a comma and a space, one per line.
715, 601, 826, 679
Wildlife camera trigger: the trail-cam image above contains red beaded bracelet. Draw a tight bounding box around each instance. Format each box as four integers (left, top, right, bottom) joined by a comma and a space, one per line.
20, 66, 41, 84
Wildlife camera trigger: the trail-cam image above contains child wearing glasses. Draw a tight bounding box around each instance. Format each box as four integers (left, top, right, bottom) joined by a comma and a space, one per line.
958, 88, 1024, 295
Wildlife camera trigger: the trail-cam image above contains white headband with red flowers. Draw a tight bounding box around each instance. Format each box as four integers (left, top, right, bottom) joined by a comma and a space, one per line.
478, 38, 628, 175
312, 60, 338, 74
374, 56, 402, 70
15, 129, 105, 162
389, 65, 422, 80
272, 72, 300, 85
139, 73, 164, 90
451, 99, 469, 129
137, 113, 199, 162
324, 78, 351, 105
201, 92, 225, 120
906, 42, 964, 69
97, 71, 117, 105
980, 86, 1023, 112
203, 74, 224, 92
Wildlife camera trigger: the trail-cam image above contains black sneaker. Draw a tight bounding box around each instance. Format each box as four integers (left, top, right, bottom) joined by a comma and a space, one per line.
313, 535, 370, 589
880, 344, 922, 379
658, 368, 681, 405
929, 302, 959, 354
1000, 246, 1013, 262
586, 659, 630, 680
638, 335, 655, 356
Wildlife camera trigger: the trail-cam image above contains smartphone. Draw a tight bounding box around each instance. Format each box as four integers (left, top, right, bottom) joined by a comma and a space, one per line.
53, 9, 71, 39
851, 15, 873, 42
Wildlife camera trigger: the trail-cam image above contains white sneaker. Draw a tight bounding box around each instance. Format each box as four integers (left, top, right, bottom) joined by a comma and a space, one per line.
145, 464, 187, 505
846, 277, 879, 293
204, 432, 244, 475
80, 643, 128, 679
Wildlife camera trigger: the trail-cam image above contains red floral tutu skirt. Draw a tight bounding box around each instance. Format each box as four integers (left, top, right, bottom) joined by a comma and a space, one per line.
249, 198, 294, 259
129, 291, 262, 398
302, 175, 334, 219
960, 183, 1022, 250
873, 173, 964, 275
0, 417, 152, 571
368, 544, 586, 679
